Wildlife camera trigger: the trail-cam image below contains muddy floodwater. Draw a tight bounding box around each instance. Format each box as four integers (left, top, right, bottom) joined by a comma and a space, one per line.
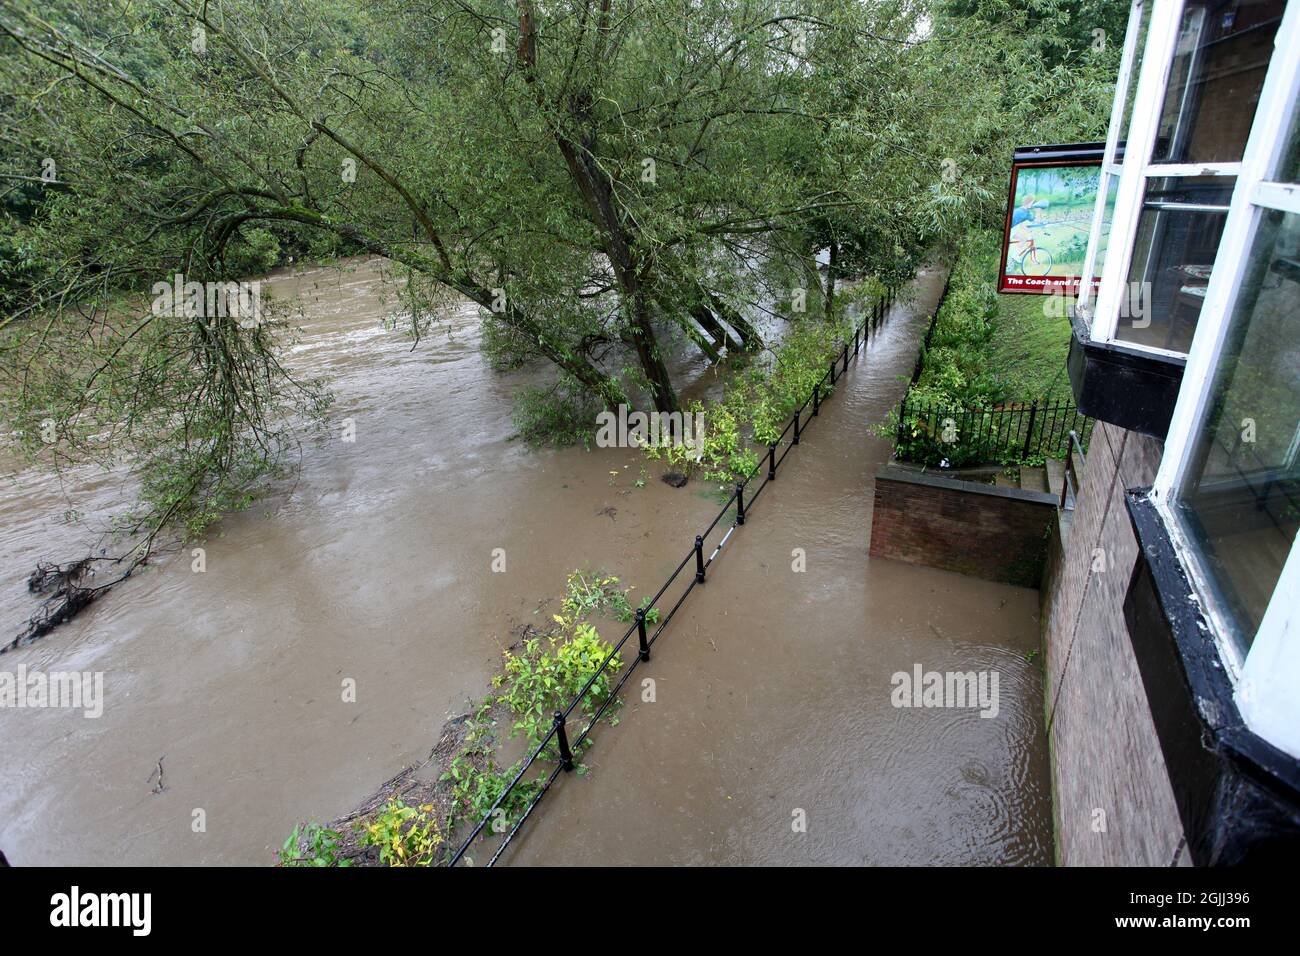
0, 260, 1051, 866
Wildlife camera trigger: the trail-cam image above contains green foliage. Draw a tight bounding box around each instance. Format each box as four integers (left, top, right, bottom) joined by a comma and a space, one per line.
357, 800, 444, 867
430, 567, 647, 857
561, 570, 660, 626
645, 305, 862, 484
510, 376, 603, 448
494, 615, 622, 751
912, 233, 1005, 408
441, 754, 540, 838
0, 0, 1122, 636
278, 822, 351, 867
940, 0, 1132, 71
618, 596, 660, 627
887, 230, 1078, 467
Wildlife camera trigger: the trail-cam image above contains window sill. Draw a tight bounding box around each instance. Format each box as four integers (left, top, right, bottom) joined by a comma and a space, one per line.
1124, 489, 1300, 864
1067, 310, 1185, 439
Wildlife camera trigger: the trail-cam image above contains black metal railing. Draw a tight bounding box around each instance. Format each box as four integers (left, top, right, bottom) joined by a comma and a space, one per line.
447, 283, 903, 867
893, 396, 1093, 468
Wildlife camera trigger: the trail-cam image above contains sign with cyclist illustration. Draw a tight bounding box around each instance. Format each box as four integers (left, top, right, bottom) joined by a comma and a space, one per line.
998, 143, 1116, 295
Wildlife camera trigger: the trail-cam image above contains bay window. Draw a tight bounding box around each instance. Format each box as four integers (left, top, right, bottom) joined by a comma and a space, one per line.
1078, 0, 1286, 356
1135, 0, 1300, 759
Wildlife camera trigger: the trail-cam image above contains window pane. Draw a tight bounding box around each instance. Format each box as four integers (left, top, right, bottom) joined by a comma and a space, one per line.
1079, 173, 1120, 303
1116, 2, 1150, 151
1274, 97, 1300, 184
1151, 0, 1286, 165
1174, 208, 1300, 653
1115, 176, 1234, 352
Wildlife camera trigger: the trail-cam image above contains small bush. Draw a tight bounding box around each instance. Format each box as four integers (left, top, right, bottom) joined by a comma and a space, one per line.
494, 616, 623, 749
278, 822, 351, 867
358, 800, 444, 867
511, 376, 602, 447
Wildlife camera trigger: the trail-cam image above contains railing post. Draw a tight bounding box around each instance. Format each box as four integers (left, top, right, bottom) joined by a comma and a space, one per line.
813, 383, 820, 416
1022, 400, 1039, 460
793, 409, 801, 445
636, 608, 650, 662
736, 482, 745, 525
768, 443, 777, 480
855, 327, 860, 354
554, 712, 574, 772
829, 359, 836, 386
695, 535, 706, 583
842, 345, 849, 376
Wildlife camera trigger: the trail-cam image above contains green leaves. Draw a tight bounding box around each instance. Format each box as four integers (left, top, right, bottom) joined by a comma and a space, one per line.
645, 302, 866, 484
357, 801, 444, 867
278, 822, 351, 867
498, 616, 623, 752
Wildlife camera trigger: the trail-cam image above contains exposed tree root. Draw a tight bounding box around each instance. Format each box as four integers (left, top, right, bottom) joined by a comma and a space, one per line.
5, 552, 147, 654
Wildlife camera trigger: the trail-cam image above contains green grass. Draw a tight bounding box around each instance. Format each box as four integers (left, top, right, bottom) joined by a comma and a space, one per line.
986, 292, 1074, 403
906, 229, 1077, 411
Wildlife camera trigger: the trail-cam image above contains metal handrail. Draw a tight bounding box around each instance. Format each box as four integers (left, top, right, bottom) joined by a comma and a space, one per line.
1060, 429, 1085, 511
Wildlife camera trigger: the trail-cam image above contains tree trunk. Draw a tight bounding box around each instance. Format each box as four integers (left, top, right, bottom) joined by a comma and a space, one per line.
688, 303, 740, 355
826, 241, 838, 321
702, 288, 761, 350
629, 289, 679, 412
517, 0, 678, 411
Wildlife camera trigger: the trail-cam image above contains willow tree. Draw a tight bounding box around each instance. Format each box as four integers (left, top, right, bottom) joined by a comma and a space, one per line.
0, 0, 1042, 639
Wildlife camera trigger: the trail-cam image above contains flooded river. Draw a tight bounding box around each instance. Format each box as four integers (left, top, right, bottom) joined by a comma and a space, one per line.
0, 260, 1050, 865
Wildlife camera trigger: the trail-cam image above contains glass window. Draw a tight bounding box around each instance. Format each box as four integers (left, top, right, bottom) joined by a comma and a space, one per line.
1151, 0, 1286, 165
1173, 208, 1300, 653
1115, 176, 1234, 351
1275, 108, 1300, 182
1116, 2, 1151, 152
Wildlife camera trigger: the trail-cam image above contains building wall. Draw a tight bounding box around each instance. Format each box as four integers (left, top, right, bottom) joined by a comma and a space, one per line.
869, 466, 1056, 587
1040, 421, 1191, 866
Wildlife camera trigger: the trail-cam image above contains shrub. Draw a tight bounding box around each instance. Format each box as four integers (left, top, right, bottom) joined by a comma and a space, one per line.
357, 800, 444, 867
494, 616, 623, 750
644, 308, 860, 483
278, 822, 351, 867
511, 375, 602, 447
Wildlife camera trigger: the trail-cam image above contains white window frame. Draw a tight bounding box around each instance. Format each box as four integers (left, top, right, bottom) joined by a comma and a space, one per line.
1148, 1, 1300, 759
1076, 0, 1146, 315
1079, 0, 1261, 358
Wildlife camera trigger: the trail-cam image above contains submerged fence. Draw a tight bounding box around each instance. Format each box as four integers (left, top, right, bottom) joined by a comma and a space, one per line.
447, 285, 904, 867
893, 396, 1093, 468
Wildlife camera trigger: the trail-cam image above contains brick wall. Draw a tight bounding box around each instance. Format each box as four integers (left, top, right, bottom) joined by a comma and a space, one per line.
1039, 421, 1190, 866
869, 466, 1057, 588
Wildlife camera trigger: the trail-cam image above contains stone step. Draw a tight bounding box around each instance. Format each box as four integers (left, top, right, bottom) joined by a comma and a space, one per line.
1045, 458, 1066, 498
1020, 465, 1049, 493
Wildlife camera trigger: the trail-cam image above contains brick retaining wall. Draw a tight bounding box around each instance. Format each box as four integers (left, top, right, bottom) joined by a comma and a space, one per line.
869, 465, 1057, 588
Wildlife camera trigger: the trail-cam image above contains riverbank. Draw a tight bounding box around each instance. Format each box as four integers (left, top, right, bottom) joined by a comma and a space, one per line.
1, 260, 1050, 866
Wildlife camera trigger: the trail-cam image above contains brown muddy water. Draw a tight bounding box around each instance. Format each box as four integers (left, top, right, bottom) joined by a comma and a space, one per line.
0, 260, 1051, 866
